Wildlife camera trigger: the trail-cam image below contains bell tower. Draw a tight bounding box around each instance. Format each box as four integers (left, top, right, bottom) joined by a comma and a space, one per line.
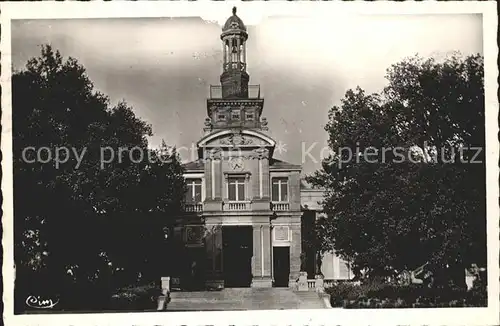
205, 7, 267, 132
220, 6, 249, 98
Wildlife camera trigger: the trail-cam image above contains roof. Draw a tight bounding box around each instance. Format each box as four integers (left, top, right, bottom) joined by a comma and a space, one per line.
222, 7, 247, 32
269, 158, 301, 171
182, 159, 204, 172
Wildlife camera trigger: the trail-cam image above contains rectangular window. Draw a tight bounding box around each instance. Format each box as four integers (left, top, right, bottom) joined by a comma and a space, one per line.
245, 112, 254, 121
186, 179, 202, 203
271, 178, 288, 202
217, 114, 226, 121
228, 177, 245, 201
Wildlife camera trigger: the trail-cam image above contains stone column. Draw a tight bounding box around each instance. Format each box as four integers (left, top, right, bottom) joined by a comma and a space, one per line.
222, 40, 226, 65
288, 224, 302, 287
242, 40, 246, 64
236, 37, 241, 66
230, 36, 235, 63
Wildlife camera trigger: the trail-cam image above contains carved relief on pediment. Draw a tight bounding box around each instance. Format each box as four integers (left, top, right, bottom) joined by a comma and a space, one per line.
220, 134, 253, 146
209, 133, 268, 147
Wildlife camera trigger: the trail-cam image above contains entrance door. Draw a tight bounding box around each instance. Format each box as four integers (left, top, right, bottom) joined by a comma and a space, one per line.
223, 226, 253, 287
186, 247, 205, 291
273, 247, 290, 287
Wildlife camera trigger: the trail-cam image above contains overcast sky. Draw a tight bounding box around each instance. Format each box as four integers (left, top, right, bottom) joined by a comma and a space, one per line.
12, 13, 483, 174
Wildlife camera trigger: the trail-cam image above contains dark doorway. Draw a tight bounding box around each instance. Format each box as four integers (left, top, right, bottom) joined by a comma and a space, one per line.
223, 226, 253, 287
301, 211, 317, 278
185, 247, 206, 291
273, 247, 290, 287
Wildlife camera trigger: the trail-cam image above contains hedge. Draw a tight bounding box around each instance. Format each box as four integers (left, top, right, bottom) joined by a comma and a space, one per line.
326, 279, 487, 308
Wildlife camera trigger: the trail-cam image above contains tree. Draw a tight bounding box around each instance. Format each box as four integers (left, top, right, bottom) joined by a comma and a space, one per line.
13, 45, 186, 310
308, 53, 485, 288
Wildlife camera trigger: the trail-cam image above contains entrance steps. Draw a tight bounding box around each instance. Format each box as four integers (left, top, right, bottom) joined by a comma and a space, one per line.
166, 288, 327, 311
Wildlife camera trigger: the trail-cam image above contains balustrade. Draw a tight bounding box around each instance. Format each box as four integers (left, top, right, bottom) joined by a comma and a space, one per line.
184, 203, 203, 212
271, 202, 290, 211
225, 201, 251, 211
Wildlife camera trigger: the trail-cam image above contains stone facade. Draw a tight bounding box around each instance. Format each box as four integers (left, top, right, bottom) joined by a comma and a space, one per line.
300, 187, 354, 281
173, 8, 352, 290
176, 8, 302, 289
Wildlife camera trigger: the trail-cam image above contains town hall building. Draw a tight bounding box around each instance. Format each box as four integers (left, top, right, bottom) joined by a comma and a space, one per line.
171, 8, 352, 290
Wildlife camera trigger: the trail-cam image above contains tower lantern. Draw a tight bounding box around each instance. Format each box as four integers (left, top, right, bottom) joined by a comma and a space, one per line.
206, 7, 265, 132
220, 6, 249, 98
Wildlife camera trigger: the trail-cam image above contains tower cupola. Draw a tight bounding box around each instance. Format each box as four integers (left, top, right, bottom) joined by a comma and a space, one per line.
220, 7, 249, 99
205, 7, 266, 132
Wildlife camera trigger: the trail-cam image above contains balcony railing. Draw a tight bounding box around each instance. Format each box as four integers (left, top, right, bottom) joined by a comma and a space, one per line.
209, 85, 261, 99
184, 203, 203, 212
271, 202, 290, 211
224, 201, 251, 211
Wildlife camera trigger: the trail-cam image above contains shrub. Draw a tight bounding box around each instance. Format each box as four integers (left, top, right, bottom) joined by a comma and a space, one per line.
466, 277, 487, 306
110, 283, 163, 311
326, 282, 359, 307
326, 281, 384, 307
326, 280, 486, 308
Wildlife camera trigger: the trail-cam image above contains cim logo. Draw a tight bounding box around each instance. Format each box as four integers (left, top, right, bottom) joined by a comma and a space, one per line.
25, 295, 59, 309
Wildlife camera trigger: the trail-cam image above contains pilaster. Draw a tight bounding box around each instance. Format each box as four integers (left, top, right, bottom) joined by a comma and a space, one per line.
261, 157, 270, 199
262, 224, 272, 277
289, 171, 301, 211
204, 158, 212, 199
251, 149, 271, 211
213, 159, 222, 200
252, 225, 262, 278
251, 224, 272, 287
288, 224, 302, 286
251, 159, 259, 200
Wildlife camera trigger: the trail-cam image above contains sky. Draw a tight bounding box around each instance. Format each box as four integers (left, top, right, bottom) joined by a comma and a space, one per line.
11, 13, 483, 175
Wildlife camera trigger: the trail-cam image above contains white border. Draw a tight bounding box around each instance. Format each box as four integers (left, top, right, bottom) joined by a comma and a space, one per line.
1, 1, 498, 326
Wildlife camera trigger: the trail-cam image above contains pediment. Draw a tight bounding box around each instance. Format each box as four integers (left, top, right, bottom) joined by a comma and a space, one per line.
208, 133, 267, 147
198, 130, 275, 148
